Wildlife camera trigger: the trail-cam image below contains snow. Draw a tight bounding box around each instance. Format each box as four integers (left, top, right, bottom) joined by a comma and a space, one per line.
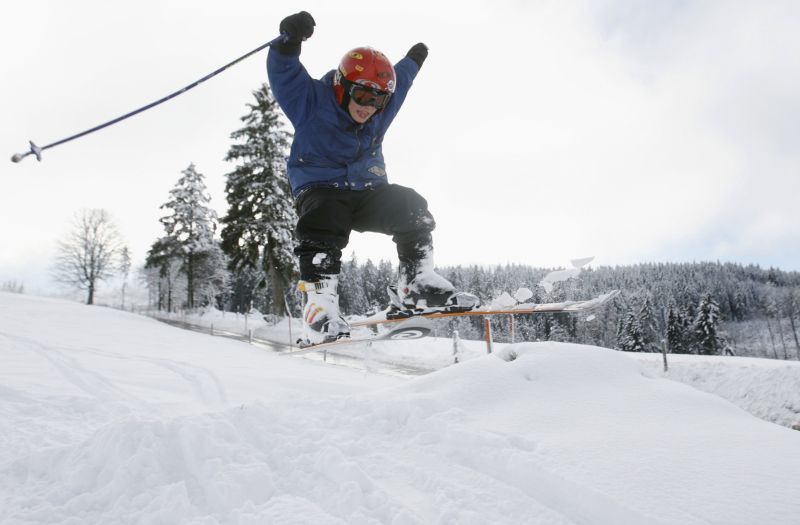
2, 291, 800, 524
632, 352, 800, 429
513, 287, 534, 303
538, 257, 594, 293
489, 291, 518, 310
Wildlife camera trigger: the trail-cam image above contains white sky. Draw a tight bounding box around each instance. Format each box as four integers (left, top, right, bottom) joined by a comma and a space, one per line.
2, 0, 799, 293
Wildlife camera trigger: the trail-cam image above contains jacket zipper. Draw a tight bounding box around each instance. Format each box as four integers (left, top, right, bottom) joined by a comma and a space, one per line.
349, 125, 363, 189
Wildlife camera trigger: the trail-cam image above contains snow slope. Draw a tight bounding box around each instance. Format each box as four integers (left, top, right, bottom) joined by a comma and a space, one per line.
633, 353, 800, 429
153, 305, 800, 429
1, 292, 799, 524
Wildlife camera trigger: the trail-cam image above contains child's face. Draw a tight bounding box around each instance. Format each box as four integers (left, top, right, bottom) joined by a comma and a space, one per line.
348, 99, 378, 124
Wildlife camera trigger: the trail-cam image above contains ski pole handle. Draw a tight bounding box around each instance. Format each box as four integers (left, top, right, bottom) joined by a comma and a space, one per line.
11, 34, 288, 164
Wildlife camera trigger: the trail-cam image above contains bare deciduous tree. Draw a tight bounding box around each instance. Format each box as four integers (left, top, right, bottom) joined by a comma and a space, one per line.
53, 209, 123, 305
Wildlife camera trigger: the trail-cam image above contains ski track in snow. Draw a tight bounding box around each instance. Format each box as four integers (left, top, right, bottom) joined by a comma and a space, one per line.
0, 331, 228, 407
0, 328, 229, 468
2, 333, 144, 405
70, 343, 230, 407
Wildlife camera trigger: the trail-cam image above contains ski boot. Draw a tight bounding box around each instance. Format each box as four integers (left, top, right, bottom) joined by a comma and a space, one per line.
387, 271, 480, 320
298, 277, 351, 346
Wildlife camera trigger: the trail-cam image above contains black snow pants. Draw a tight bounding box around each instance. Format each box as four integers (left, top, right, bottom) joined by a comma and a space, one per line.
294, 184, 436, 281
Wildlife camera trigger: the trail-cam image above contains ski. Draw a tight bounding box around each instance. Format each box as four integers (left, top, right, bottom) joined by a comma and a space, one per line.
283, 318, 435, 356
352, 290, 620, 328
285, 290, 620, 355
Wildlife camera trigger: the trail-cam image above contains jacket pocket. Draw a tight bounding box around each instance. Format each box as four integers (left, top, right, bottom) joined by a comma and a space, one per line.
296, 154, 343, 169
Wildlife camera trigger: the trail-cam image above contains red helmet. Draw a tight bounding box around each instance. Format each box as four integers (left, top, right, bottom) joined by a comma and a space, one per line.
333, 47, 396, 110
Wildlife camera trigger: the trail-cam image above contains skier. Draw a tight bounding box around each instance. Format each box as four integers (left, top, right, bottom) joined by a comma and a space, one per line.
267, 11, 476, 344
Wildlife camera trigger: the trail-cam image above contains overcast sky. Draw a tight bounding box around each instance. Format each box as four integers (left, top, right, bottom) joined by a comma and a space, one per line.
2, 0, 799, 294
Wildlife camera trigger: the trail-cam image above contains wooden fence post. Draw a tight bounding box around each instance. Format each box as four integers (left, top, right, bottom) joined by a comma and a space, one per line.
285, 296, 295, 348
484, 318, 493, 354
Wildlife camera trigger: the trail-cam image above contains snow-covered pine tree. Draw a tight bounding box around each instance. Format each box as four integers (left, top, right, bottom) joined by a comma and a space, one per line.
226, 266, 264, 313
339, 254, 368, 315
681, 301, 697, 352
547, 319, 571, 343
637, 297, 659, 351
221, 84, 298, 316
376, 260, 395, 307
618, 312, 645, 352
159, 164, 223, 309
361, 259, 395, 311
666, 303, 686, 354
361, 259, 380, 309
194, 242, 229, 309
694, 294, 723, 355
144, 236, 185, 312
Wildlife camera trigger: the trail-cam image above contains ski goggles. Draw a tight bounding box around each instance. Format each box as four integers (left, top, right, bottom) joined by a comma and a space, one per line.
348, 83, 392, 110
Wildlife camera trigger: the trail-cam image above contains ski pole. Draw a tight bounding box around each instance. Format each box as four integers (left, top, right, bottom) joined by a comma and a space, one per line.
11, 34, 287, 164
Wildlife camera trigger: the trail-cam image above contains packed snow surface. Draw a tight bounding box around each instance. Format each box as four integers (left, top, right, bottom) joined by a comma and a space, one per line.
1, 292, 799, 524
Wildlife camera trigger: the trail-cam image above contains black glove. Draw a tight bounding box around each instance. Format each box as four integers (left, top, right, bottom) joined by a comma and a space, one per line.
275, 11, 316, 55
406, 43, 428, 68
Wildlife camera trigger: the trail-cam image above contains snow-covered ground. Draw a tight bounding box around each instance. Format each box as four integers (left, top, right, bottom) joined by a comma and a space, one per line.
2, 291, 799, 524
632, 353, 800, 429
152, 305, 800, 429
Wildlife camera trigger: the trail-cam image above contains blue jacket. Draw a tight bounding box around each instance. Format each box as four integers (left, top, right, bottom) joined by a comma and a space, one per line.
267, 48, 420, 198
